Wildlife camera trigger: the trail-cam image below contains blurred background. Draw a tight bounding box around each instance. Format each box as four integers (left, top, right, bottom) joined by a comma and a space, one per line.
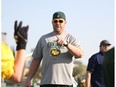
1, 0, 115, 87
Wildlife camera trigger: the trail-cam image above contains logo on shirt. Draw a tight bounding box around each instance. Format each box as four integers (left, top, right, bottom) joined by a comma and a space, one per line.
48, 41, 61, 56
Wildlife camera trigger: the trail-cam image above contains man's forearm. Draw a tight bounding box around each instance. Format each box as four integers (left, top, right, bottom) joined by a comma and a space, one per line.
27, 58, 41, 80
9, 49, 26, 83
66, 44, 84, 58
85, 71, 91, 87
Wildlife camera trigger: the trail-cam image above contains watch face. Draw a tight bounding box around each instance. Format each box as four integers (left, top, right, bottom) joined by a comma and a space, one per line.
64, 43, 68, 46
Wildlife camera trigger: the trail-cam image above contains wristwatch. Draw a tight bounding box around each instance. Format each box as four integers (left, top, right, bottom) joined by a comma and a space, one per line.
63, 41, 69, 47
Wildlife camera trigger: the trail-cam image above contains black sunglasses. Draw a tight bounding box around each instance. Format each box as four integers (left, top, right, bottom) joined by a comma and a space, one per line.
53, 19, 64, 23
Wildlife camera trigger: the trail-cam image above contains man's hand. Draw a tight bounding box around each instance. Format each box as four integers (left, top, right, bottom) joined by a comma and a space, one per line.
14, 20, 29, 50
56, 35, 68, 47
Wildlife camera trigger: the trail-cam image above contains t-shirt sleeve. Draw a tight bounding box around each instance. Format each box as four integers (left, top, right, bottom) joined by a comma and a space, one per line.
67, 34, 81, 47
87, 55, 96, 73
32, 37, 43, 61
1, 42, 15, 79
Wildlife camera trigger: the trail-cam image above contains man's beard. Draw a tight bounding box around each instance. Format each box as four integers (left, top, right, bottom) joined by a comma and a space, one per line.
54, 27, 61, 34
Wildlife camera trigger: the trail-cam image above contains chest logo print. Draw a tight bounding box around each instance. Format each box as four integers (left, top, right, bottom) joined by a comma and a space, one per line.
48, 41, 61, 56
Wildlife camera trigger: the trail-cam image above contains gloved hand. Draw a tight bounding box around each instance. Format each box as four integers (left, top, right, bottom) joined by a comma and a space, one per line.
14, 20, 29, 50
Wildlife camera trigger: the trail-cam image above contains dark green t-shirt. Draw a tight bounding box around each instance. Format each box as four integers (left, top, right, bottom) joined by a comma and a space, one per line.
103, 47, 114, 87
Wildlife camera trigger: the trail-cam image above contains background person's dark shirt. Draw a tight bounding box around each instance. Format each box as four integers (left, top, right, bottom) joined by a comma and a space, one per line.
87, 52, 105, 87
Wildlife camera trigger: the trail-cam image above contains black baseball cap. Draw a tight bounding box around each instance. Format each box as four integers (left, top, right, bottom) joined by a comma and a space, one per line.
53, 11, 66, 20
100, 40, 111, 47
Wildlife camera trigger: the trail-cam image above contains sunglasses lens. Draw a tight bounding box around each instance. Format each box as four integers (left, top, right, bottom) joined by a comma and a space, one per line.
59, 20, 63, 23
53, 20, 64, 23
54, 20, 58, 23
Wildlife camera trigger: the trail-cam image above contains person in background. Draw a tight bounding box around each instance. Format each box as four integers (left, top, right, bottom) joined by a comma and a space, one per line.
103, 47, 114, 87
1, 21, 29, 83
85, 40, 111, 87
25, 11, 84, 87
